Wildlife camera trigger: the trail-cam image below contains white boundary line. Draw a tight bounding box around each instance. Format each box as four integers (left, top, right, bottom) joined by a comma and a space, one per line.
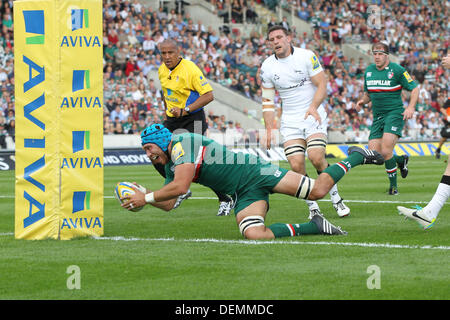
1, 195, 446, 205
90, 236, 450, 251
0, 232, 448, 250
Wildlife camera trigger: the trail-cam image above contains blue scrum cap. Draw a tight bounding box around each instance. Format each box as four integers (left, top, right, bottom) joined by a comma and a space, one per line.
140, 123, 172, 152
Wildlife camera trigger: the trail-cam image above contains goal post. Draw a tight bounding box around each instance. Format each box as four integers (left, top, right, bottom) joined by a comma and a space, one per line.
14, 0, 103, 240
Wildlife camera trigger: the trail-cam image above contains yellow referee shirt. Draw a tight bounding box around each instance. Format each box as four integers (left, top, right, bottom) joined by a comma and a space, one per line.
158, 58, 213, 117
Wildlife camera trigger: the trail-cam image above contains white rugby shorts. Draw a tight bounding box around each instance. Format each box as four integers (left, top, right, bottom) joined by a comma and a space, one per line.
280, 110, 328, 143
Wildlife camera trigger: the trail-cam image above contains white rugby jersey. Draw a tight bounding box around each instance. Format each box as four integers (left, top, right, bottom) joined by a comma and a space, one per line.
260, 47, 325, 122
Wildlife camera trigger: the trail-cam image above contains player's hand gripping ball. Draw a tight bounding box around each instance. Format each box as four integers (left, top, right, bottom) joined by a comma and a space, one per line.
114, 182, 145, 212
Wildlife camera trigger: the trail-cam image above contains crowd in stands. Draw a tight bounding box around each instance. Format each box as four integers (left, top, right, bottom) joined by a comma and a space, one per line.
0, 0, 449, 149
274, 0, 449, 141
0, 1, 14, 149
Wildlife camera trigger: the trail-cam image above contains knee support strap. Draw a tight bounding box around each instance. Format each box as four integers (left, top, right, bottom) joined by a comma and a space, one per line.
284, 144, 306, 158
295, 176, 315, 199
306, 138, 327, 152
239, 215, 265, 236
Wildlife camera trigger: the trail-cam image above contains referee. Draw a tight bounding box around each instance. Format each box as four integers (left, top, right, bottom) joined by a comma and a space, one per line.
155, 39, 234, 216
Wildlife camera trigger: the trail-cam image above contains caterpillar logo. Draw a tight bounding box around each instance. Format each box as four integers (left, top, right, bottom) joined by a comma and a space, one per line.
23, 10, 45, 45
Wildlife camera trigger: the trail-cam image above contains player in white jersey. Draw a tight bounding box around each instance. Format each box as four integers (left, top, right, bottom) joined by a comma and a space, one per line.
260, 25, 350, 218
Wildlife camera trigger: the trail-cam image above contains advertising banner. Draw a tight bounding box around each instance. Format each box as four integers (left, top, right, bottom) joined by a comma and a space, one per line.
14, 0, 103, 240
58, 0, 103, 240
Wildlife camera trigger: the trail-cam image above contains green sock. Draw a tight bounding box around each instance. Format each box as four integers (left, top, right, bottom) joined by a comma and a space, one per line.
394, 154, 404, 166
323, 152, 365, 183
268, 222, 319, 238
385, 157, 397, 188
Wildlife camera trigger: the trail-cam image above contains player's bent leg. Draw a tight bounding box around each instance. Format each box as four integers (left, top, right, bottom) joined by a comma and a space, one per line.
272, 170, 329, 201
273, 165, 323, 218
381, 133, 401, 194
272, 171, 312, 198
236, 201, 273, 240
368, 138, 382, 155
284, 139, 307, 173
236, 199, 346, 239
307, 134, 350, 217
306, 134, 328, 171
308, 173, 334, 201
285, 136, 324, 217
380, 133, 398, 159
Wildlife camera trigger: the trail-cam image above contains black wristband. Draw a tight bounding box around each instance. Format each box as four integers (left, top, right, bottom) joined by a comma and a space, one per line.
440, 175, 450, 186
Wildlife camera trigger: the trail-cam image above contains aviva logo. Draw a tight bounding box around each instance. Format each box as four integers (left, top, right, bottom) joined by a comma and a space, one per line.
23, 10, 45, 45
72, 191, 91, 213
72, 70, 90, 92
60, 70, 101, 108
60, 9, 100, 47
72, 130, 90, 153
71, 9, 89, 31
61, 130, 102, 169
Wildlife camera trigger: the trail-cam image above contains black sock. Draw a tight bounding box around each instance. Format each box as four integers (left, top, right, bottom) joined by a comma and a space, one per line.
214, 190, 231, 202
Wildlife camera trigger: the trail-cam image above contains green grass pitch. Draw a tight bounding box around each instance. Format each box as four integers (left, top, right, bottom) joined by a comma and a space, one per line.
0, 156, 449, 300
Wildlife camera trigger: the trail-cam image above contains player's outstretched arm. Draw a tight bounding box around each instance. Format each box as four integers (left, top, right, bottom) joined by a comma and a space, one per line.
122, 185, 178, 212
123, 163, 195, 211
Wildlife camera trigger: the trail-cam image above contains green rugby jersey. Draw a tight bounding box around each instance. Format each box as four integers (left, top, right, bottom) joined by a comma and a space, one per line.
363, 62, 417, 113
163, 133, 274, 196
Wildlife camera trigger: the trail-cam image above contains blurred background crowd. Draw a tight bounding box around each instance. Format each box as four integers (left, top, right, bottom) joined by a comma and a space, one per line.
0, 0, 448, 148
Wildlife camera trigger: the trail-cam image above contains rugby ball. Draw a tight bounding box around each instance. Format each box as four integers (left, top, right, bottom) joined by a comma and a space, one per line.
114, 181, 145, 212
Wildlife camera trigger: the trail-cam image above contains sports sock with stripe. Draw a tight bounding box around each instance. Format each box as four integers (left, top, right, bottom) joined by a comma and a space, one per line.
385, 157, 397, 188
318, 165, 342, 203
268, 222, 320, 238
322, 152, 365, 183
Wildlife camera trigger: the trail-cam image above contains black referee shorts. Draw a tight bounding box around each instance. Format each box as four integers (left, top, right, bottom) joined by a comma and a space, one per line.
163, 109, 208, 135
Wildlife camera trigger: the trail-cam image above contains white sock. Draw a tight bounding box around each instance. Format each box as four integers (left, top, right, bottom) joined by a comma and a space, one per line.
423, 182, 450, 219
305, 200, 320, 211
329, 184, 341, 204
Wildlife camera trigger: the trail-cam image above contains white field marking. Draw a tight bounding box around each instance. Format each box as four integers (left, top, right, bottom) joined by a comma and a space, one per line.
92, 236, 450, 250
1, 195, 447, 205
0, 232, 448, 250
